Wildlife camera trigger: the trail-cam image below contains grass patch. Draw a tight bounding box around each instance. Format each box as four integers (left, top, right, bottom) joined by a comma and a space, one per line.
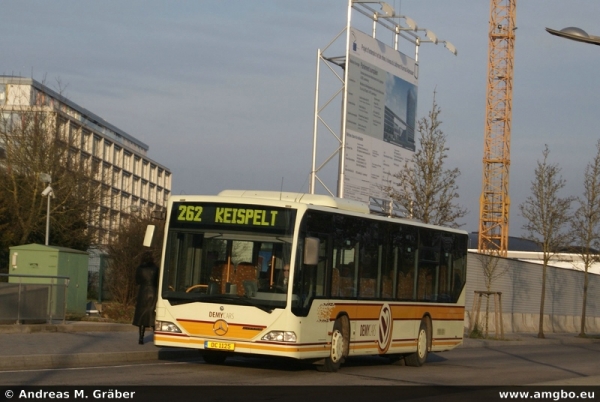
97, 302, 134, 324
468, 325, 485, 339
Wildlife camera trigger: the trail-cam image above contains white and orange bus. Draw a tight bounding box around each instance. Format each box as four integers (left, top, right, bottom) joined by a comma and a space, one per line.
151, 190, 467, 371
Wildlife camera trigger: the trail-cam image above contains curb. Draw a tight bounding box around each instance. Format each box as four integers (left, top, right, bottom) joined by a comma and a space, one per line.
461, 335, 599, 348
0, 323, 137, 334
0, 349, 199, 371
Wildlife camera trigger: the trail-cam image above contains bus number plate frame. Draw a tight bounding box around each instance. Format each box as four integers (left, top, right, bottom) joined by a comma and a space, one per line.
205, 341, 235, 351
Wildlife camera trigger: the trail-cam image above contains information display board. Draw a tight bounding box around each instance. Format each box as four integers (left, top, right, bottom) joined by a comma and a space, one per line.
344, 28, 418, 203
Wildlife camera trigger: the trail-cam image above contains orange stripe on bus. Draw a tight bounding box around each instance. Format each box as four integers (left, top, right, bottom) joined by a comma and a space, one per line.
154, 334, 328, 354
326, 302, 464, 321
176, 320, 262, 340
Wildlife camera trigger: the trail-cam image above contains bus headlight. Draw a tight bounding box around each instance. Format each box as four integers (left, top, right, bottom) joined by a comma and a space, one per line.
261, 331, 297, 342
155, 320, 182, 333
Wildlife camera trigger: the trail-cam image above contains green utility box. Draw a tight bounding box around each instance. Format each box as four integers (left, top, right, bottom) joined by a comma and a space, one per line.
8, 244, 89, 315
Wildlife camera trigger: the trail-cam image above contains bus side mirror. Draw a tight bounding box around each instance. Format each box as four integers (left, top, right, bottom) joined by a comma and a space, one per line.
304, 237, 319, 266
143, 225, 155, 247
151, 210, 166, 220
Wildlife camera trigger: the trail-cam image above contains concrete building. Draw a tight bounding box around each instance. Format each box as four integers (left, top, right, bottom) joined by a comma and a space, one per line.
0, 76, 171, 245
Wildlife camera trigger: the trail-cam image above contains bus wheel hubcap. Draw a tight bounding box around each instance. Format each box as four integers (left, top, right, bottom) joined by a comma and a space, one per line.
418, 329, 426, 358
331, 330, 344, 363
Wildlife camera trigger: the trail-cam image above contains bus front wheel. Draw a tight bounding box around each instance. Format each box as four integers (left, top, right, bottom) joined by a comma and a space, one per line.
405, 319, 429, 367
317, 316, 349, 372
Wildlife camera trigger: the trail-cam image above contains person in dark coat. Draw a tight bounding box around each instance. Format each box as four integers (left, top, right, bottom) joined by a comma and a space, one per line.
132, 251, 159, 345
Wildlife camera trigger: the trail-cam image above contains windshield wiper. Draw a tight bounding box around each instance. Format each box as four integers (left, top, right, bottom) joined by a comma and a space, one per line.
166, 294, 273, 312
203, 295, 273, 313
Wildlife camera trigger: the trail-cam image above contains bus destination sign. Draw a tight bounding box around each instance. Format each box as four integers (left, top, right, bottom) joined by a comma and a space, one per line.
171, 202, 293, 231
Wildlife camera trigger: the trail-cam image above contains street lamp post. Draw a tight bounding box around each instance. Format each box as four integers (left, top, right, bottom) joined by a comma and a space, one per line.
40, 174, 54, 246
546, 24, 597, 338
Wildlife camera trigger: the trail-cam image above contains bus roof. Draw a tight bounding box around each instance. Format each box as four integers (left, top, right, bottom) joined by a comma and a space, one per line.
217, 190, 371, 214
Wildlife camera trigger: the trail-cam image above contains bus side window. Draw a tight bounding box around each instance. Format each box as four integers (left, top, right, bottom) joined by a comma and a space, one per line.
293, 233, 329, 312
395, 227, 417, 301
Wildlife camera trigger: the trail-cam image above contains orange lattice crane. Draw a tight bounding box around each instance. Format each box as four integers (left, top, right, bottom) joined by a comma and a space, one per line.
478, 0, 516, 257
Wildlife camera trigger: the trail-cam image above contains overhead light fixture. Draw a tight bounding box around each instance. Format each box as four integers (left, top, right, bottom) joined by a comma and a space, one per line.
379, 2, 395, 17
426, 29, 438, 44
443, 41, 457, 55
401, 16, 417, 31
546, 27, 600, 46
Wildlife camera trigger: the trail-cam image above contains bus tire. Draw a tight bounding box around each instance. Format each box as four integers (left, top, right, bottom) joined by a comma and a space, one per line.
317, 316, 349, 372
405, 319, 429, 367
202, 351, 227, 365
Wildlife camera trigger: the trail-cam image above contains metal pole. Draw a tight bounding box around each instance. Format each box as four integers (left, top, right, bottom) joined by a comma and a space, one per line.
338, 0, 354, 198
45, 194, 51, 246
48, 277, 54, 323
310, 49, 321, 194
16, 280, 22, 325
63, 278, 69, 325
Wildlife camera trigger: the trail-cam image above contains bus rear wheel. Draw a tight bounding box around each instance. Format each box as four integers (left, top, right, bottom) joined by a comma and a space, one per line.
405, 319, 429, 367
317, 316, 349, 372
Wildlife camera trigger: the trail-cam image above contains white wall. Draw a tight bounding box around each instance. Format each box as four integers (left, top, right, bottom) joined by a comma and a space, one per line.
465, 252, 600, 334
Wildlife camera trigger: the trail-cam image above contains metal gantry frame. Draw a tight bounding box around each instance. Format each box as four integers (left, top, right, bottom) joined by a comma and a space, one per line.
478, 0, 516, 257
309, 0, 456, 199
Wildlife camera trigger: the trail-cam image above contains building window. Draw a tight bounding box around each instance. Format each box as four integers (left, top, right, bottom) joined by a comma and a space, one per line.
69, 123, 80, 146
133, 156, 141, 175
123, 151, 132, 172
142, 160, 149, 180
122, 172, 131, 193
141, 181, 148, 200
0, 84, 6, 105
114, 146, 122, 167
150, 164, 156, 183
132, 177, 139, 196
93, 136, 101, 158
103, 141, 112, 161
82, 130, 91, 153
112, 169, 120, 190
157, 168, 163, 187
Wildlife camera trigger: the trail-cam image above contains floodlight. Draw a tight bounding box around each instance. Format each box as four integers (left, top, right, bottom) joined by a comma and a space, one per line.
426, 29, 438, 44
380, 2, 395, 17
403, 16, 417, 31
42, 186, 54, 197
443, 41, 457, 55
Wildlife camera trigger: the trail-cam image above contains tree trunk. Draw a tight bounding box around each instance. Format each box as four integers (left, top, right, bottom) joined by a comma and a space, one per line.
580, 270, 588, 337
537, 264, 547, 339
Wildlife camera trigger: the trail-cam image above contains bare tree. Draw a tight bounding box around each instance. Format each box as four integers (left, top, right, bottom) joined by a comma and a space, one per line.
105, 209, 164, 306
519, 145, 574, 339
0, 82, 103, 256
570, 139, 600, 337
474, 251, 507, 337
385, 97, 467, 228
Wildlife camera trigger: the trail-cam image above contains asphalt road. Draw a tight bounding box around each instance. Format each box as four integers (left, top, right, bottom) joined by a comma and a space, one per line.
2, 342, 599, 386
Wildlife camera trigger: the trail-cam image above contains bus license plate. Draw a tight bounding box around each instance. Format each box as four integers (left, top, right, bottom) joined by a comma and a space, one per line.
205, 341, 235, 351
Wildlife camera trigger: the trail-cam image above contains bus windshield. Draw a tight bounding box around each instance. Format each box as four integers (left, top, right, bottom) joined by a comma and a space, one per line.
161, 202, 296, 311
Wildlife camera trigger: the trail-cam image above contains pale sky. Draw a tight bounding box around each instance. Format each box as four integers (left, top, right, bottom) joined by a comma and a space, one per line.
3, 0, 600, 236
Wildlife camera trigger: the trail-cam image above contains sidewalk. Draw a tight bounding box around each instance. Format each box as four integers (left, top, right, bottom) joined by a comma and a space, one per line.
0, 321, 199, 371
0, 321, 597, 371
